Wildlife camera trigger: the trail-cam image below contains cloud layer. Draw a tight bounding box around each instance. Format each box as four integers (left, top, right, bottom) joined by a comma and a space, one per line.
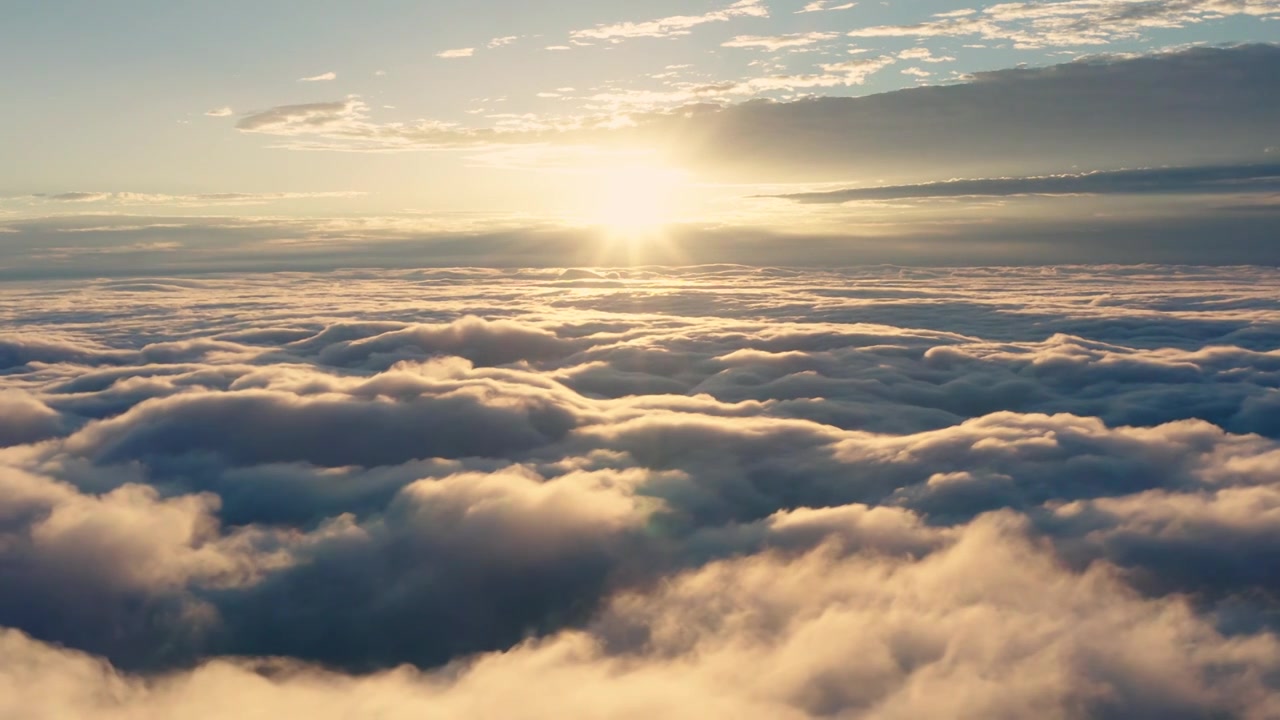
0, 266, 1279, 715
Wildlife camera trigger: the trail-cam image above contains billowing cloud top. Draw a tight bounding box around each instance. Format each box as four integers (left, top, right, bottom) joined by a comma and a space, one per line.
3, 4, 1280, 712
1, 266, 1280, 716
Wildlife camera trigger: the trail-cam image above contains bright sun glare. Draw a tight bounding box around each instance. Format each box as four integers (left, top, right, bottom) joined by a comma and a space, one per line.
586, 164, 687, 237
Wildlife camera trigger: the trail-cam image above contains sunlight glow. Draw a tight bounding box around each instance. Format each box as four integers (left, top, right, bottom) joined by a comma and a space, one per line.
584, 163, 688, 236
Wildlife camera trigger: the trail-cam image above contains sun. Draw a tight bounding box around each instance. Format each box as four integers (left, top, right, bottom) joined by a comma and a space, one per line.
585, 163, 686, 236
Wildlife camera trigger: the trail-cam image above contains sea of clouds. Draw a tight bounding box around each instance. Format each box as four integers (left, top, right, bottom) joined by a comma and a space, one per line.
2, 264, 1279, 718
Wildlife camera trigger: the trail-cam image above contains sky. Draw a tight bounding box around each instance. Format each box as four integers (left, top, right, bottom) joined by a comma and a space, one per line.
2, 0, 1279, 274
5, 4, 1280, 717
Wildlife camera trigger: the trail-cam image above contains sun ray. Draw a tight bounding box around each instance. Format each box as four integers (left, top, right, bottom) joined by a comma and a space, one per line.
579, 161, 691, 266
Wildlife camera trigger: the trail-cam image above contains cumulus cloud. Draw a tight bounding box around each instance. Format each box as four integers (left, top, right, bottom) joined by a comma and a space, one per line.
2, 513, 1279, 717
0, 464, 290, 668
0, 391, 63, 446
1, 266, 1280, 714
294, 315, 581, 368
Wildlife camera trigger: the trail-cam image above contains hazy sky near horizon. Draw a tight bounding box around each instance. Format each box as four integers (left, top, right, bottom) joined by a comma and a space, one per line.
2, 0, 1280, 272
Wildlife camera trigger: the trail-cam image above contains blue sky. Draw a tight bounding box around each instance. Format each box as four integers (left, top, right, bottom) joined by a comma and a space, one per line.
2, 0, 1279, 271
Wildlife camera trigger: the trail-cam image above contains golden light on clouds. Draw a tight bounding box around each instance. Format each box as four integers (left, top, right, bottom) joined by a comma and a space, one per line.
7, 1, 1280, 717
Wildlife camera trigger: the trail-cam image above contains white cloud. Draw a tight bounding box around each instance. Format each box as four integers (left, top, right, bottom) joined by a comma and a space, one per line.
796, 0, 856, 12
570, 0, 769, 42
204, 107, 234, 118
849, 0, 1280, 48
487, 35, 519, 48
722, 32, 840, 51
586, 55, 896, 112
436, 48, 475, 59
5, 509, 1280, 717
0, 266, 1278, 716
298, 71, 337, 82
897, 47, 956, 62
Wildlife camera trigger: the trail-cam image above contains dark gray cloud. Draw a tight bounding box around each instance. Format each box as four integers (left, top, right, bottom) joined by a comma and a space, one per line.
771, 162, 1280, 203
659, 44, 1280, 183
